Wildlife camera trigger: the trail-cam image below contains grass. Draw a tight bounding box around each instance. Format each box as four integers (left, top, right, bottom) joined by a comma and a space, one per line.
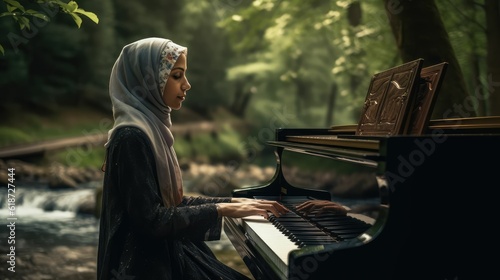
175, 123, 246, 164
0, 106, 113, 148
0, 106, 251, 168
44, 146, 108, 168
0, 106, 112, 168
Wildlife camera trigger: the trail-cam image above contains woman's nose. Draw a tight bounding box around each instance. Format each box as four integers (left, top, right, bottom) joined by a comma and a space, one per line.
184, 79, 191, 91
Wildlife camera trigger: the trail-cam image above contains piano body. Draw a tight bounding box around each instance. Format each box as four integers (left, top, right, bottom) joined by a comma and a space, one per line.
224, 116, 500, 280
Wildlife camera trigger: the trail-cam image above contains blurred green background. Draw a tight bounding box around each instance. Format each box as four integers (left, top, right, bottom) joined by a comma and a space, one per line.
1, 0, 498, 167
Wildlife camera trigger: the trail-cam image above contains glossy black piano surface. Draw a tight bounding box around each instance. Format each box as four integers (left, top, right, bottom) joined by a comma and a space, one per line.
224, 117, 500, 280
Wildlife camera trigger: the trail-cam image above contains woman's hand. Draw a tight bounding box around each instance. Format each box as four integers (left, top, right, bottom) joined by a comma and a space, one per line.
230, 197, 259, 204
295, 200, 348, 216
217, 199, 288, 219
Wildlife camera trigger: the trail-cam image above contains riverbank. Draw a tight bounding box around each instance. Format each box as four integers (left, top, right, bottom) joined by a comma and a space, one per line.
0, 230, 251, 280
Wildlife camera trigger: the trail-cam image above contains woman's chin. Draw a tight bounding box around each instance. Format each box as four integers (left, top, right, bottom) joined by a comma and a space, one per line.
171, 104, 182, 110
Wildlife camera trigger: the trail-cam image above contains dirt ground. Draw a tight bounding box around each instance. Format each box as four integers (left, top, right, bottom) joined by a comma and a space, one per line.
1, 241, 253, 280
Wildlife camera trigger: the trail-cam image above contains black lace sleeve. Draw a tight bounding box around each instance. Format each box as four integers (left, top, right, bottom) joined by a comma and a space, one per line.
107, 127, 222, 241
182, 196, 231, 205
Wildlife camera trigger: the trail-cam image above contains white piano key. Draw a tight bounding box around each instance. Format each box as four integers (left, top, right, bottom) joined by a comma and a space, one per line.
242, 215, 299, 280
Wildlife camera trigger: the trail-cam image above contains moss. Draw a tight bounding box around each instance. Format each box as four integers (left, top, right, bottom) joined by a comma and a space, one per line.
175, 126, 245, 164
0, 127, 32, 146
45, 146, 107, 169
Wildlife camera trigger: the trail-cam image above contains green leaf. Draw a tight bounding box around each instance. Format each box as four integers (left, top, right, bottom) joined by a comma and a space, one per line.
6, 5, 16, 13
0, 44, 4, 55
3, 0, 25, 12
66, 1, 78, 12
75, 8, 98, 24
52, 0, 71, 13
17, 15, 30, 29
0, 12, 15, 18
70, 12, 82, 28
25, 9, 50, 21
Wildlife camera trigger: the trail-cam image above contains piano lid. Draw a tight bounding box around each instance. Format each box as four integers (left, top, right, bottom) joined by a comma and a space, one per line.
428, 115, 500, 131
278, 116, 500, 156
326, 116, 500, 135
284, 135, 380, 151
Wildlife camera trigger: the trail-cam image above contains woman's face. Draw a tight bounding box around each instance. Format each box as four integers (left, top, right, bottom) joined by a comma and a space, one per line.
162, 53, 191, 110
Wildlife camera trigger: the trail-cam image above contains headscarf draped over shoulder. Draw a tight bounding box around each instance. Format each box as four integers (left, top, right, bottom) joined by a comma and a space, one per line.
105, 37, 187, 207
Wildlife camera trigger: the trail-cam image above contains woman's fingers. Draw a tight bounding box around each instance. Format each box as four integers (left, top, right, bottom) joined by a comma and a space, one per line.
295, 201, 315, 213
295, 200, 348, 216
263, 203, 284, 217
242, 199, 289, 215
220, 199, 348, 219
248, 201, 286, 217
267, 201, 289, 214
231, 197, 255, 203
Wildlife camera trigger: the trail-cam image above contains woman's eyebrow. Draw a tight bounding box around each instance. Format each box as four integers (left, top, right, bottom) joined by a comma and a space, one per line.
171, 67, 185, 71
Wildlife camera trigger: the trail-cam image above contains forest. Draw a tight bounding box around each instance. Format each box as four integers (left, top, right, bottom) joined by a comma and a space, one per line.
0, 0, 499, 150
1, 3, 499, 279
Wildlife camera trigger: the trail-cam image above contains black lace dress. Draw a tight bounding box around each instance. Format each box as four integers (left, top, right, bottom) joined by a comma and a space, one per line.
97, 127, 250, 280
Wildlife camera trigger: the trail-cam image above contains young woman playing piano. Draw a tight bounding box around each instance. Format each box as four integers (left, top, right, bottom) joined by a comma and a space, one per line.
97, 37, 288, 280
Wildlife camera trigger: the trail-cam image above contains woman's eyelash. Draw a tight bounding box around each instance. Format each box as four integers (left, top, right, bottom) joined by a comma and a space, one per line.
172, 73, 182, 79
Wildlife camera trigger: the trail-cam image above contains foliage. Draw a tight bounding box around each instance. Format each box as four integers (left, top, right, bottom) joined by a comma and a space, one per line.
178, 0, 234, 116
0, 126, 31, 146
0, 0, 494, 153
219, 0, 398, 126
0, 107, 111, 148
0, 0, 98, 54
174, 127, 245, 164
219, 0, 493, 125
46, 145, 106, 168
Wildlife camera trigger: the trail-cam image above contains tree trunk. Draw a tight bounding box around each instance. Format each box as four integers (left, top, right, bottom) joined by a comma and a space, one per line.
485, 0, 500, 115
230, 81, 245, 117
294, 79, 308, 118
83, 0, 116, 112
325, 82, 338, 126
383, 0, 472, 119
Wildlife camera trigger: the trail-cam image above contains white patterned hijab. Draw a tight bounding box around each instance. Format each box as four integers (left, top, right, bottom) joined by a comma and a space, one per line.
105, 37, 187, 207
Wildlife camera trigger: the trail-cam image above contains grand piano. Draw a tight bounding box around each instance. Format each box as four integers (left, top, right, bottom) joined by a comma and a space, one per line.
224, 117, 500, 279
224, 59, 500, 279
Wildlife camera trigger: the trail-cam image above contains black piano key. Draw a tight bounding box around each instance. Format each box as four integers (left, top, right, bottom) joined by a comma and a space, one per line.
295, 239, 338, 246
273, 220, 312, 225
321, 223, 370, 230
290, 236, 337, 243
288, 230, 332, 236
308, 216, 352, 222
278, 225, 326, 233
316, 218, 366, 225
267, 198, 373, 248
326, 228, 366, 235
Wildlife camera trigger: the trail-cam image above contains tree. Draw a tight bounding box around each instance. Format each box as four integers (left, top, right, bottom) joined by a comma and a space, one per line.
79, 0, 116, 112
179, 0, 234, 117
383, 0, 472, 119
484, 0, 500, 115
0, 0, 98, 54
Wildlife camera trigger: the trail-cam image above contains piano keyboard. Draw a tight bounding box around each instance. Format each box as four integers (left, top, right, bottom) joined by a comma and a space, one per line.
239, 196, 373, 279
241, 215, 297, 279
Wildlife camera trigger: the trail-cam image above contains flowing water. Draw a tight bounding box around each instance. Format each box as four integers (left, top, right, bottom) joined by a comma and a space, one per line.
0, 182, 99, 247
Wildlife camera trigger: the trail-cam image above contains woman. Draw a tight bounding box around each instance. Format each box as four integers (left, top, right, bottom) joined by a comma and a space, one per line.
97, 37, 287, 280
